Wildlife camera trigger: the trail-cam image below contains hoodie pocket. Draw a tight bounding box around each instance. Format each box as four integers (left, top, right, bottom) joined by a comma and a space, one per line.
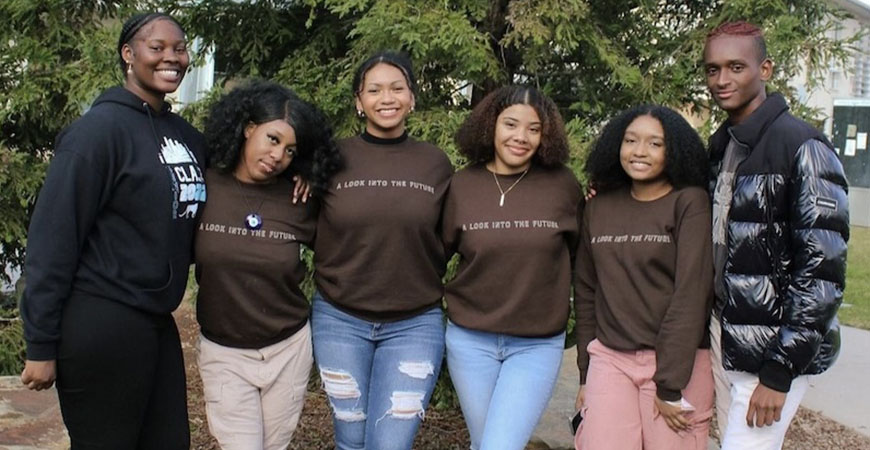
141, 261, 174, 292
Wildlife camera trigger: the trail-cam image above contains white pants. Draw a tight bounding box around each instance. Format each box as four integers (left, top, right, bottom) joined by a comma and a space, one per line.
198, 323, 313, 450
711, 315, 810, 449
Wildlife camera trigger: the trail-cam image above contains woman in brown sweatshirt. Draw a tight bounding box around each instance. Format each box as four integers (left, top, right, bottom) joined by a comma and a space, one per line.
310, 51, 453, 450
442, 85, 582, 450
195, 80, 341, 449
573, 105, 713, 450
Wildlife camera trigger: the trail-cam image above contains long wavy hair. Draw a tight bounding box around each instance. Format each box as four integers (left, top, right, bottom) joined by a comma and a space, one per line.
204, 79, 343, 196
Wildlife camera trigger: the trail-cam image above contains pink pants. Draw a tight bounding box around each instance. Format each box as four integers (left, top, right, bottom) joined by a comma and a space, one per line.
575, 339, 713, 450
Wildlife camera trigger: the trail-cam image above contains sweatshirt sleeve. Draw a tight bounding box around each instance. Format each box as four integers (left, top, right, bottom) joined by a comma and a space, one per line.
440, 177, 460, 259
653, 190, 714, 401
567, 179, 585, 265
574, 201, 597, 385
760, 138, 849, 392
20, 121, 113, 360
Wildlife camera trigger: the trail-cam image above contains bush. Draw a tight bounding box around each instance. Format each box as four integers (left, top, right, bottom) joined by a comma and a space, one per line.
0, 289, 25, 375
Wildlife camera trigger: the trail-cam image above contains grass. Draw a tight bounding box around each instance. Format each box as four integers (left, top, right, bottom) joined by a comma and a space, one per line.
841, 226, 870, 330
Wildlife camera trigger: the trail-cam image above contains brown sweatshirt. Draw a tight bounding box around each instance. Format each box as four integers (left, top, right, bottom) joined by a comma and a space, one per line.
574, 186, 713, 401
313, 133, 453, 321
443, 164, 582, 336
194, 169, 315, 348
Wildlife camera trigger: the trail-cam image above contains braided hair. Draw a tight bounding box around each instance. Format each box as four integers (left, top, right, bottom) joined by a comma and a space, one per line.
117, 12, 185, 75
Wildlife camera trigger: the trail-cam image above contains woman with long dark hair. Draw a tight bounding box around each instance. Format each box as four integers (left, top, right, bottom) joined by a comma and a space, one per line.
442, 85, 583, 450
574, 105, 714, 450
195, 80, 341, 450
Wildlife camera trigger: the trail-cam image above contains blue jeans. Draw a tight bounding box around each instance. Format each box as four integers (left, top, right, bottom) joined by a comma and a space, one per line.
446, 320, 564, 450
311, 294, 444, 450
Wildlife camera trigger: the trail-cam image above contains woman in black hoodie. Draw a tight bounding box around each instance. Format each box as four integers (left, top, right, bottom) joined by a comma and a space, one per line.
19, 12, 204, 449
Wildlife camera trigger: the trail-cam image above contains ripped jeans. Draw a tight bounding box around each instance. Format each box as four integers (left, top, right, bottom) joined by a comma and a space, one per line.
311, 293, 444, 450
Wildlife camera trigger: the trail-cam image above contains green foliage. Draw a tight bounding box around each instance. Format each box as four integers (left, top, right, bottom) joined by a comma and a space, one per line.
0, 0, 135, 281
0, 289, 25, 376
1, 0, 865, 408
0, 148, 47, 270
166, 0, 863, 411
171, 0, 862, 166
842, 226, 870, 330
429, 363, 461, 411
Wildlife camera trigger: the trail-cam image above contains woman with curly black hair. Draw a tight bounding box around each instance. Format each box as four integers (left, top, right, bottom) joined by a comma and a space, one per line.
441, 85, 583, 450
194, 79, 341, 450
573, 105, 713, 450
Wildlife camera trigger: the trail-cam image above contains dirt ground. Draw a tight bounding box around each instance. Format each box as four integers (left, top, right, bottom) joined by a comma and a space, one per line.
174, 302, 870, 450
175, 302, 471, 450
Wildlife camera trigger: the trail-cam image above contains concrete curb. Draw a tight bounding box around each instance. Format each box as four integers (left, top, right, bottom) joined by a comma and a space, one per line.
0, 376, 69, 450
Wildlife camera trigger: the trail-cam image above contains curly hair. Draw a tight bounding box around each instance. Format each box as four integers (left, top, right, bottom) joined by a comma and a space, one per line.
117, 12, 184, 75
455, 85, 569, 168
585, 105, 708, 193
706, 20, 767, 62
204, 79, 343, 196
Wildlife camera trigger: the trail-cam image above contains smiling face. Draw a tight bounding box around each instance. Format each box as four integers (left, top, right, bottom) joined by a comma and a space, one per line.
703, 34, 772, 124
355, 63, 415, 139
121, 18, 189, 110
491, 104, 541, 174
620, 114, 670, 192
234, 119, 297, 184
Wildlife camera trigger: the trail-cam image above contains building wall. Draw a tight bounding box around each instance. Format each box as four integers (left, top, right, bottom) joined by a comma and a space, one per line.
793, 0, 870, 136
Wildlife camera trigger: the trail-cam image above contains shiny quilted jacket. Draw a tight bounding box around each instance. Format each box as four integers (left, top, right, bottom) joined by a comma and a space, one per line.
709, 94, 849, 380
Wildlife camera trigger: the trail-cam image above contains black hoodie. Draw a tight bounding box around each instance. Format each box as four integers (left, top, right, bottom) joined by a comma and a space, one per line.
20, 87, 207, 360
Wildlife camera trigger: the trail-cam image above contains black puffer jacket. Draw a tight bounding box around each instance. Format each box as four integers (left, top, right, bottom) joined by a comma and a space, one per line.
709, 93, 849, 391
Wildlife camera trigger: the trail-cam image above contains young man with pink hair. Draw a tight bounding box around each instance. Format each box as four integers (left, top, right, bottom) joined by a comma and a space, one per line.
704, 21, 849, 450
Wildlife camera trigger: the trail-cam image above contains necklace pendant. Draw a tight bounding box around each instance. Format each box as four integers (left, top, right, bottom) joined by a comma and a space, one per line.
499, 193, 505, 207
245, 213, 263, 230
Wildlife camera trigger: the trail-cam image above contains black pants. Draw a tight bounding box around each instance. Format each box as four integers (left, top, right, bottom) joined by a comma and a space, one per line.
56, 295, 189, 449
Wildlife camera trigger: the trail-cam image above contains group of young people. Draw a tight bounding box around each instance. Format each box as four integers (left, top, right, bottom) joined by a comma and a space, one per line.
17, 10, 847, 450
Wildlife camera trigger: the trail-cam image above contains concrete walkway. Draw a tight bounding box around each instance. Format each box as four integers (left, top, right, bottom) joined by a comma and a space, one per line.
801, 325, 870, 437
1, 326, 867, 449
531, 325, 870, 449
530, 347, 717, 450
0, 376, 68, 449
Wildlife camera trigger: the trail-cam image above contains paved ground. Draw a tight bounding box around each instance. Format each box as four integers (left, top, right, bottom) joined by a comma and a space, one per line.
0, 376, 68, 450
530, 346, 717, 450
801, 325, 870, 437
1, 326, 867, 449
531, 325, 870, 449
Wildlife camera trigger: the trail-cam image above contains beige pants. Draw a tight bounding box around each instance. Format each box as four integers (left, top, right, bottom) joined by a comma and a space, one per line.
198, 323, 313, 450
709, 315, 731, 436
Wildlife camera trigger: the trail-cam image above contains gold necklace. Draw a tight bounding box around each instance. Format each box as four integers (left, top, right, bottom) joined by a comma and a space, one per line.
492, 168, 529, 207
